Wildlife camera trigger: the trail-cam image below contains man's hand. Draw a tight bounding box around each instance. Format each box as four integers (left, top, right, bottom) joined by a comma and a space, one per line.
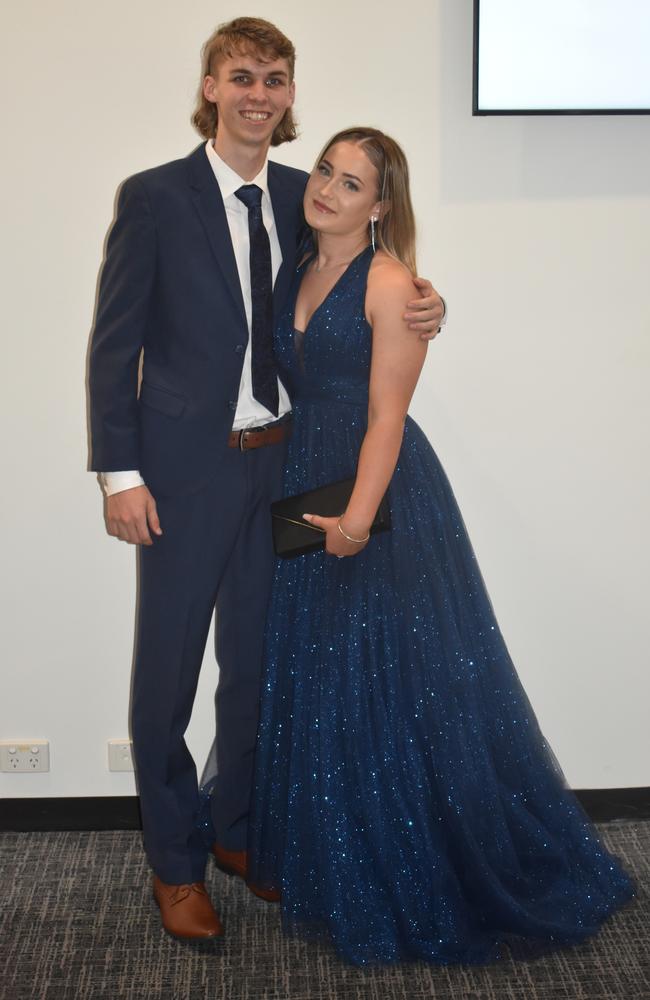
105, 485, 162, 546
405, 277, 446, 341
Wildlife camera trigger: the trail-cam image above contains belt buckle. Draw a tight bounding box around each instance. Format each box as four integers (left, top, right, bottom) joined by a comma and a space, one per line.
239, 425, 270, 451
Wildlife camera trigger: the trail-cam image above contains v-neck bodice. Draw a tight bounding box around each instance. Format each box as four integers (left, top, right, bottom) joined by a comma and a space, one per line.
274, 245, 374, 409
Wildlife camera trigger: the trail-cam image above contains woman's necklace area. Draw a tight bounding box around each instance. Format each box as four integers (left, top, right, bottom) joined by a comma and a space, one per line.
314, 243, 369, 273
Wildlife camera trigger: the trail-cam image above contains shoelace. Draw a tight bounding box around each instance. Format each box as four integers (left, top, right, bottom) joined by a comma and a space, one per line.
168, 883, 207, 906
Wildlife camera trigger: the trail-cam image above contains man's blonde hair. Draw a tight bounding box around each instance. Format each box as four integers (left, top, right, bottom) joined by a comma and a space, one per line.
192, 17, 298, 146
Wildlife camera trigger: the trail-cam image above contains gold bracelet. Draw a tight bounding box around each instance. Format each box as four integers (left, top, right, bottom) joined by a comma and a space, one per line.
337, 518, 370, 544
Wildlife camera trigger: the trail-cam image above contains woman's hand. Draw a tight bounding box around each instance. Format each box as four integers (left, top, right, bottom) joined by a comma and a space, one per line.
302, 514, 369, 558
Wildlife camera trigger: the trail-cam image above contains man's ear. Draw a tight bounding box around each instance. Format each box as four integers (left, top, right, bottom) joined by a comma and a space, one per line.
203, 75, 218, 103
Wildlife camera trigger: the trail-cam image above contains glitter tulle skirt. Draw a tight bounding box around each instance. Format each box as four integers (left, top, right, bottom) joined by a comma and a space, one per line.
245, 398, 634, 965
199, 247, 633, 965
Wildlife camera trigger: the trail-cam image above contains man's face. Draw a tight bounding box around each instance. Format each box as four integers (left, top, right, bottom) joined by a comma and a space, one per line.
203, 53, 295, 152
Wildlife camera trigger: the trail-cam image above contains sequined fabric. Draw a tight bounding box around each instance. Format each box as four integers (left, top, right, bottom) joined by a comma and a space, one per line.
207, 246, 635, 965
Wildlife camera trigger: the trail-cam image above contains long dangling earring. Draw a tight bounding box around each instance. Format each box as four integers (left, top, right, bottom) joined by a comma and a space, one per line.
370, 216, 378, 252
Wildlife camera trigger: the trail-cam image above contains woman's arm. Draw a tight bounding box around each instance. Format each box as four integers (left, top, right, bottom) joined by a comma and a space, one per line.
303, 255, 428, 557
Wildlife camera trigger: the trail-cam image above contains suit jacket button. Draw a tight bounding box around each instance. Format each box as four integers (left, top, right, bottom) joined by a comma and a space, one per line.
234, 344, 244, 355
228, 400, 237, 411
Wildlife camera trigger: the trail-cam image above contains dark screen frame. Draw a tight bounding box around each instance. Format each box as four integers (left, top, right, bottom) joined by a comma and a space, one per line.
472, 0, 650, 116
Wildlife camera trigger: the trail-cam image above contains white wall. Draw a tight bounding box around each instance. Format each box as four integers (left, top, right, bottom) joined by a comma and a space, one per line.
1, 0, 648, 800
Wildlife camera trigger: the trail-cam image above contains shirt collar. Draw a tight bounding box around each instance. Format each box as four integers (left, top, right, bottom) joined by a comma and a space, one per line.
205, 140, 269, 202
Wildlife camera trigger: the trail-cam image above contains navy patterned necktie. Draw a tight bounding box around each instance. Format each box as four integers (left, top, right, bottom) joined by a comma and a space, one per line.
235, 184, 279, 416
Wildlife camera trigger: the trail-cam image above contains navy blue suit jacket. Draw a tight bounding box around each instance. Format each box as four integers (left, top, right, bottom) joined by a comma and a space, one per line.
88, 143, 309, 496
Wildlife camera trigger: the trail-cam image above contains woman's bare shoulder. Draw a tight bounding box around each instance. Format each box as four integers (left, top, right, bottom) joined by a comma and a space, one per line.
366, 251, 414, 312
368, 249, 412, 280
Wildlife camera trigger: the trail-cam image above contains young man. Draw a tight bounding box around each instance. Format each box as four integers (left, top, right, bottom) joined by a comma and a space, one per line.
88, 17, 445, 941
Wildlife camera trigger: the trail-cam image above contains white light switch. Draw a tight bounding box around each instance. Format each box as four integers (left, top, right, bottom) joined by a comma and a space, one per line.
108, 739, 134, 772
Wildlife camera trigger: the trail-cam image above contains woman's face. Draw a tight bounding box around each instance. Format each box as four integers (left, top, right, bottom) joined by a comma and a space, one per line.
304, 141, 382, 239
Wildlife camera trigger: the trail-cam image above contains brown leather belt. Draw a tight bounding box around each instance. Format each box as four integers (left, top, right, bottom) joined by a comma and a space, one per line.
228, 420, 292, 451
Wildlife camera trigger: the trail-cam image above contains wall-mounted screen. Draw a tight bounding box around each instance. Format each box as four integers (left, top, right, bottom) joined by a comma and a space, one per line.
473, 0, 650, 115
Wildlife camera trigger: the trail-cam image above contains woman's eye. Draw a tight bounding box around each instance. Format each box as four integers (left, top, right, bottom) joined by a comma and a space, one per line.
345, 181, 359, 192
317, 164, 329, 175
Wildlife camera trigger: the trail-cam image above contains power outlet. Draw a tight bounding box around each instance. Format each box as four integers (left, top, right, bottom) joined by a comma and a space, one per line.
108, 739, 134, 772
0, 740, 50, 772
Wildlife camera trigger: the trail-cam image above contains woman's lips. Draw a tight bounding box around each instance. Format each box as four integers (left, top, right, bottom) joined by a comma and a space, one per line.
313, 199, 335, 214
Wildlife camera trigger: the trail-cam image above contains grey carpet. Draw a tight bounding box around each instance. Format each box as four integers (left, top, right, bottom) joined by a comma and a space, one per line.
0, 821, 647, 1000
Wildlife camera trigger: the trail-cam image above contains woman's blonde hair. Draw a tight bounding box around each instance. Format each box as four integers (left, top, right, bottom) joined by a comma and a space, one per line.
314, 127, 417, 274
191, 17, 298, 146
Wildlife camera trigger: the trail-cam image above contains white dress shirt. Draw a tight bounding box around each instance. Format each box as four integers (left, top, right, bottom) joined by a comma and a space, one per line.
101, 140, 292, 497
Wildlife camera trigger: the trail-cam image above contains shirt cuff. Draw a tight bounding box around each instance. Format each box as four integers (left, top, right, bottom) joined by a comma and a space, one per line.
100, 471, 145, 496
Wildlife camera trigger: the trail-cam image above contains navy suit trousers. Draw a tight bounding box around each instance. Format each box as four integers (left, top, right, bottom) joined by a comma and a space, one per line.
131, 437, 287, 884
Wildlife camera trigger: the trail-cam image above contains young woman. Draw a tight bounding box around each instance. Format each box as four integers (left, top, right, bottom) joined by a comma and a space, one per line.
244, 127, 634, 965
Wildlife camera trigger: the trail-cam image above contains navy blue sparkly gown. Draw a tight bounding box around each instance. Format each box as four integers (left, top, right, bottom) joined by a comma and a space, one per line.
243, 247, 633, 965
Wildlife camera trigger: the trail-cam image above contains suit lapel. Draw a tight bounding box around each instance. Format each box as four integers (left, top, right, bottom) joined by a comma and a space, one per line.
186, 145, 247, 325
268, 163, 301, 319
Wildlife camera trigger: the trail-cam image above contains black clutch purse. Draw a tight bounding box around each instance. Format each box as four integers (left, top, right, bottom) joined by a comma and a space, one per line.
271, 477, 391, 558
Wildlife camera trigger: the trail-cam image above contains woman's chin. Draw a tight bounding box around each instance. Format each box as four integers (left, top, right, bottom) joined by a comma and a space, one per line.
304, 204, 341, 232
304, 212, 326, 232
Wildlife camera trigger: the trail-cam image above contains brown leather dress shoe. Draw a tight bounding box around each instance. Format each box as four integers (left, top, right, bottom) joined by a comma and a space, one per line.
211, 842, 281, 903
152, 875, 224, 940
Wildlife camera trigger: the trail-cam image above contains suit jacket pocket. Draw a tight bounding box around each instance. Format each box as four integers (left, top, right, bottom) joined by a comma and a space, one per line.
139, 382, 187, 418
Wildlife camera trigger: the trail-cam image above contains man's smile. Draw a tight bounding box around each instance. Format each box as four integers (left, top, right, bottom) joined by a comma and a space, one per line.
240, 110, 273, 122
